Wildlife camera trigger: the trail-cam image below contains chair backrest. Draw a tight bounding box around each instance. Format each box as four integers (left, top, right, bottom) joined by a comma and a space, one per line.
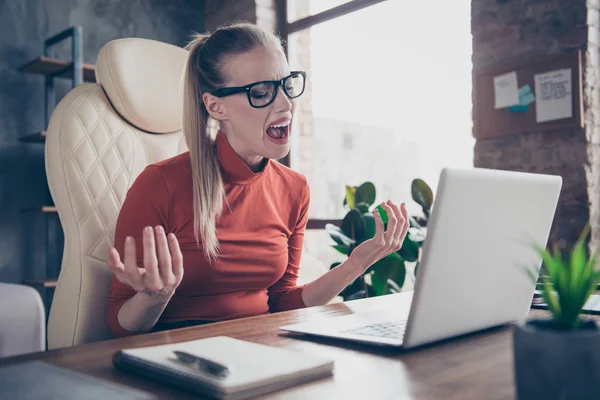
0, 282, 45, 357
46, 38, 189, 349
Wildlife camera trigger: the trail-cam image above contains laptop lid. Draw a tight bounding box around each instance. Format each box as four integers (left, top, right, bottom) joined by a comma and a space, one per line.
403, 167, 562, 348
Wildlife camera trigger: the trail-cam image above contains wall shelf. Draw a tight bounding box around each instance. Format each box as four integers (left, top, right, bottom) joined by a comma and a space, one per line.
22, 279, 58, 288
21, 206, 57, 213
18, 56, 96, 82
19, 131, 46, 143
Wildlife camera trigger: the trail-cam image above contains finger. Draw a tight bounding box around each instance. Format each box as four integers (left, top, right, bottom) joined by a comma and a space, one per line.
107, 247, 122, 269
400, 203, 409, 237
382, 202, 397, 242
169, 233, 184, 281
123, 237, 143, 288
154, 226, 174, 283
107, 250, 125, 275
106, 263, 130, 285
389, 201, 404, 247
373, 208, 385, 243
143, 226, 161, 287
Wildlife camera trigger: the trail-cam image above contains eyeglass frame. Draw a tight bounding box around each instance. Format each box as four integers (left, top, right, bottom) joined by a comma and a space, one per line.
210, 71, 307, 109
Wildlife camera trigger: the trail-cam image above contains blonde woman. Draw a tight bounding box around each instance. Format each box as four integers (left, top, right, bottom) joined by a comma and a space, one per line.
106, 22, 409, 337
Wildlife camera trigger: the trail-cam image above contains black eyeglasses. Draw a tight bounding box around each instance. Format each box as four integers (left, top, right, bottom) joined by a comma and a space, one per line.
211, 71, 307, 108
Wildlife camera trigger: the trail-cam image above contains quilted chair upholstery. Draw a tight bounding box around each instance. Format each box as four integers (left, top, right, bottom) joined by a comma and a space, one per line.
45, 38, 188, 349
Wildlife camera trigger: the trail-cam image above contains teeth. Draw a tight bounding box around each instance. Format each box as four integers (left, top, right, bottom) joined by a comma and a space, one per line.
270, 121, 290, 128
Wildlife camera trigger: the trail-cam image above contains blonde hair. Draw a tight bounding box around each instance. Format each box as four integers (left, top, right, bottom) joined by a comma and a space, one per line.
182, 22, 283, 261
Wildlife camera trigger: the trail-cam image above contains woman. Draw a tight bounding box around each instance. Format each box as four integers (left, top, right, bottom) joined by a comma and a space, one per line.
106, 22, 409, 337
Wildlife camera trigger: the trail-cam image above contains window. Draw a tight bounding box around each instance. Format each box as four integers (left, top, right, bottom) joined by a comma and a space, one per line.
287, 0, 352, 23
283, 0, 474, 222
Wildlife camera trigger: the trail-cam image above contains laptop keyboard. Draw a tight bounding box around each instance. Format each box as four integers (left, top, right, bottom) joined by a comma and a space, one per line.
341, 319, 407, 340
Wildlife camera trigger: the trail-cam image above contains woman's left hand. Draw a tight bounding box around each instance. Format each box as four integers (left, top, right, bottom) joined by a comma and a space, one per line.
348, 200, 409, 272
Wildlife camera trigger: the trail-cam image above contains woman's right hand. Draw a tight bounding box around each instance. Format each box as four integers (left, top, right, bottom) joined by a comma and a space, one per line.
107, 226, 184, 301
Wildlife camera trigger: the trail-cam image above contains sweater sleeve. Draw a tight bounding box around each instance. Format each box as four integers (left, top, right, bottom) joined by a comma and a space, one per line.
267, 180, 310, 312
106, 165, 170, 338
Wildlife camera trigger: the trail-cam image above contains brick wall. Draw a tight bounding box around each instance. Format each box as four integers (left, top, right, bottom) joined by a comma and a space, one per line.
204, 0, 276, 32
472, 0, 599, 252
585, 0, 600, 254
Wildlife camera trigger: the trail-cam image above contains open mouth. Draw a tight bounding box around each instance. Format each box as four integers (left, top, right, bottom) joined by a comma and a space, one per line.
266, 120, 291, 142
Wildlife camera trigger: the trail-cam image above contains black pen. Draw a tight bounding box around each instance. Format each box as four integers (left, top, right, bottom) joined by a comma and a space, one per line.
173, 350, 230, 378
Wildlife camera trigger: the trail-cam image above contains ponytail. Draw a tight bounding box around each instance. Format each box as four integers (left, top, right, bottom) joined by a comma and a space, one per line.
183, 34, 224, 261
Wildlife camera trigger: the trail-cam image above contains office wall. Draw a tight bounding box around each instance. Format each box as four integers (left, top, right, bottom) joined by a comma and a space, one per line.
0, 0, 204, 284
471, 0, 600, 252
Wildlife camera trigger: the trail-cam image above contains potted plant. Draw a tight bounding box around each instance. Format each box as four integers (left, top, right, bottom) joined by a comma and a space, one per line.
515, 226, 600, 399
326, 179, 433, 300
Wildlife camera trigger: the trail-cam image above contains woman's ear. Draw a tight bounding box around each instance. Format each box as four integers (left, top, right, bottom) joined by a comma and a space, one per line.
202, 93, 228, 121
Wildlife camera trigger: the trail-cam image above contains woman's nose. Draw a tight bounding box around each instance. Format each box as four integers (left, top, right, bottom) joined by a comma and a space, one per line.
273, 86, 292, 111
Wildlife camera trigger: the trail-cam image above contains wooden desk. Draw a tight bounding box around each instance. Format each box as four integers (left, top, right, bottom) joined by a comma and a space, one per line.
0, 293, 568, 399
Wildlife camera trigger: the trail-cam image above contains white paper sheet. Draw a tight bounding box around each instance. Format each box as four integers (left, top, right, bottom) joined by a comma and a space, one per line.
493, 71, 519, 109
534, 68, 572, 123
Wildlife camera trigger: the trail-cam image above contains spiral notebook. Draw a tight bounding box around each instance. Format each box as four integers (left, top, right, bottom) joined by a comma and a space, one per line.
113, 336, 334, 400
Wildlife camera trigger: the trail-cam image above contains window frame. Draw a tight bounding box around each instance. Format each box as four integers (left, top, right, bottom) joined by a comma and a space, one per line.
276, 0, 390, 229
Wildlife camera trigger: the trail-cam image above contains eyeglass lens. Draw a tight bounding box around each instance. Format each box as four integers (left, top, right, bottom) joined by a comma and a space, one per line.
248, 73, 305, 107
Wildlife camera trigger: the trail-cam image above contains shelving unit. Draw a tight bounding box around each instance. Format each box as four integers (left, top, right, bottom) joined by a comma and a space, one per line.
18, 26, 95, 315
19, 130, 47, 143
18, 56, 96, 82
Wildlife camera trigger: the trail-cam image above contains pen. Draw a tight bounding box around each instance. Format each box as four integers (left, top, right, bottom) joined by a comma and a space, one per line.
173, 350, 230, 378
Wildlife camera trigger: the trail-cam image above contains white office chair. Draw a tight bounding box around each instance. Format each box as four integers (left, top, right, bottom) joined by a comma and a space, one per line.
45, 38, 189, 349
0, 282, 45, 357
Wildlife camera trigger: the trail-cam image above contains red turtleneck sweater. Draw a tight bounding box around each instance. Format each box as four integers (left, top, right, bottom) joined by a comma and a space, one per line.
106, 131, 309, 337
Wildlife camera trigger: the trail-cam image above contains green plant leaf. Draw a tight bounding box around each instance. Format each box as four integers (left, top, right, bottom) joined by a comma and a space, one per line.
398, 236, 419, 262
332, 245, 349, 255
330, 262, 342, 270
362, 213, 376, 240
413, 215, 429, 227
356, 182, 376, 206
341, 275, 365, 299
409, 216, 423, 228
411, 179, 433, 217
326, 223, 356, 247
345, 290, 367, 301
387, 258, 406, 289
366, 283, 377, 298
539, 272, 560, 321
371, 253, 406, 296
345, 186, 356, 209
387, 279, 402, 293
341, 209, 366, 241
375, 205, 389, 224
356, 202, 370, 214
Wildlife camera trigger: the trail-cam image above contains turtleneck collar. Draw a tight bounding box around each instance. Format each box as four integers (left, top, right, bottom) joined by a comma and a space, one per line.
215, 130, 270, 185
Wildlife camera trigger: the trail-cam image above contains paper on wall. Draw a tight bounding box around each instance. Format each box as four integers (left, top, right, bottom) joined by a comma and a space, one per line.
534, 68, 572, 123
493, 71, 519, 109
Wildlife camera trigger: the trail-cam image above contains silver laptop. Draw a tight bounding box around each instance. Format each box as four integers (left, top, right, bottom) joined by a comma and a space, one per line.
280, 167, 562, 348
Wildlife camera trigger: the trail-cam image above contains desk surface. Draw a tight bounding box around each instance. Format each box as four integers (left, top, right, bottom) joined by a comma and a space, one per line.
0, 293, 577, 400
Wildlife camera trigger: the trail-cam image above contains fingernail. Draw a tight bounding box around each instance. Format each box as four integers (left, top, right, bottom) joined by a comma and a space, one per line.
126, 236, 133, 243
145, 226, 152, 234
155, 225, 164, 234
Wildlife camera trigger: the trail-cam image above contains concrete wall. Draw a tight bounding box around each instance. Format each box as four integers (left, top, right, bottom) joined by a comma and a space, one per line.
0, 0, 204, 284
